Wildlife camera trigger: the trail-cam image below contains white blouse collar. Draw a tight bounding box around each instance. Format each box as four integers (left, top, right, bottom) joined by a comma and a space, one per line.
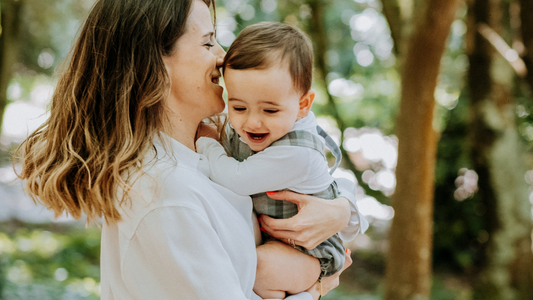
153, 132, 201, 170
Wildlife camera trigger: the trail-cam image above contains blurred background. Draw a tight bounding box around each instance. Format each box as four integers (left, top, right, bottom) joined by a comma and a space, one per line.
1, 0, 532, 299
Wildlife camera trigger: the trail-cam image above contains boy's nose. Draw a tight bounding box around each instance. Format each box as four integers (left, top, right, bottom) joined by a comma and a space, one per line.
245, 117, 262, 130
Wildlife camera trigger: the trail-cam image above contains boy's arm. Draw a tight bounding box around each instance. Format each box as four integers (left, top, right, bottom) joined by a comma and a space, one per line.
196, 137, 314, 195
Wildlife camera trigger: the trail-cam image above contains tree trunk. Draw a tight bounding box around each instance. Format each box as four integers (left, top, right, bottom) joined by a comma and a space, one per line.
0, 1, 24, 296
520, 0, 533, 91
466, 0, 497, 275
468, 0, 533, 299
0, 0, 24, 136
383, 0, 459, 299
307, 0, 344, 130
380, 0, 403, 56
469, 59, 533, 300
307, 0, 388, 204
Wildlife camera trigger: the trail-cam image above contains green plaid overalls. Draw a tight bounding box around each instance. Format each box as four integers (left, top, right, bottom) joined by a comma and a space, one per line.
223, 125, 346, 277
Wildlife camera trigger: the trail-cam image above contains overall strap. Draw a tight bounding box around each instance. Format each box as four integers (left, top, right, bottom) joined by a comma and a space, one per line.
270, 130, 326, 157
316, 126, 342, 175
223, 125, 254, 162
271, 126, 342, 175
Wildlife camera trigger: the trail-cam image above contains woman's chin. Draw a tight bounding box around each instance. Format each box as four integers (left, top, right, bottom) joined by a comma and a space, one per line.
203, 101, 225, 119
215, 100, 226, 114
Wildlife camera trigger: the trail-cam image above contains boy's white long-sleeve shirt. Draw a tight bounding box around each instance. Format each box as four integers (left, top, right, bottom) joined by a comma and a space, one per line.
100, 134, 313, 300
196, 112, 369, 241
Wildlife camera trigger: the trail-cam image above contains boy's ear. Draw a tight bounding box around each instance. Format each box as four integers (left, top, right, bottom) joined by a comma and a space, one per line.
297, 90, 315, 118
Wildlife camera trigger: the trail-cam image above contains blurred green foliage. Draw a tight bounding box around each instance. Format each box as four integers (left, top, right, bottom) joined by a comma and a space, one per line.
0, 223, 100, 299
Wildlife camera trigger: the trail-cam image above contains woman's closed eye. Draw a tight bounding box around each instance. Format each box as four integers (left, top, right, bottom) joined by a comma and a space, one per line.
204, 42, 214, 49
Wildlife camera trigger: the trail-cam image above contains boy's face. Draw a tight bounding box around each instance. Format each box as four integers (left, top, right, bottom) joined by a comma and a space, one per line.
225, 65, 313, 152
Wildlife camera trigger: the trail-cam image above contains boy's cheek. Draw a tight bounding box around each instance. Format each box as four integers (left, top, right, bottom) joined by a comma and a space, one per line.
228, 115, 242, 130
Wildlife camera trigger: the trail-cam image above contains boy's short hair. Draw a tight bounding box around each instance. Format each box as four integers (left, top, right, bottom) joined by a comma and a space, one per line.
223, 22, 314, 95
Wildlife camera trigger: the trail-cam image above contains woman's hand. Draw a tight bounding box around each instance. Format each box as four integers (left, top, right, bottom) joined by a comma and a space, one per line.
259, 191, 351, 250
305, 250, 353, 300
195, 122, 219, 141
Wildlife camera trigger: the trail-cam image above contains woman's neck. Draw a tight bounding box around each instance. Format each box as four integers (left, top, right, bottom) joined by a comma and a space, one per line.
163, 112, 201, 152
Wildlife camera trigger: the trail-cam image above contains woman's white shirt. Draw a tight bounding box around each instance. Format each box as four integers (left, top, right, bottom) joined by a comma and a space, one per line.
99, 134, 312, 300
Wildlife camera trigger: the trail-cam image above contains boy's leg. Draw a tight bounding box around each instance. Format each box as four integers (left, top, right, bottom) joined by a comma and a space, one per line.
254, 240, 321, 299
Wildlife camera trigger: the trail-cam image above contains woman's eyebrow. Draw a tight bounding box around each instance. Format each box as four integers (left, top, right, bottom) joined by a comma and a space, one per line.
202, 31, 215, 38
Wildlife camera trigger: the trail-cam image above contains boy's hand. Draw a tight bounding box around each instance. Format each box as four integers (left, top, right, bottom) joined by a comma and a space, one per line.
196, 122, 219, 141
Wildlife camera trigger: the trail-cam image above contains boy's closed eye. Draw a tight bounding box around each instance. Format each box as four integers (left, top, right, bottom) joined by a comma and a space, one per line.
232, 106, 246, 111
264, 109, 279, 114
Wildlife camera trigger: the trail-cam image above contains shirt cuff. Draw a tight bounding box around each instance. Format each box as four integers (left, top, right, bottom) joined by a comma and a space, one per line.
285, 292, 313, 300
253, 292, 312, 300
335, 178, 369, 242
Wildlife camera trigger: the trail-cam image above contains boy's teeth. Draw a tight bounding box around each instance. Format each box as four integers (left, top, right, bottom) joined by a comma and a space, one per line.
249, 133, 266, 140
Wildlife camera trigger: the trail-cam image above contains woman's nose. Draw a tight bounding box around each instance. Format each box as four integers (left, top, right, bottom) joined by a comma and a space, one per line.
214, 42, 226, 67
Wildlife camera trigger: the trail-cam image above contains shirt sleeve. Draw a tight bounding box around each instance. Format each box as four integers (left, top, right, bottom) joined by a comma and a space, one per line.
121, 205, 313, 300
335, 178, 369, 242
196, 137, 313, 195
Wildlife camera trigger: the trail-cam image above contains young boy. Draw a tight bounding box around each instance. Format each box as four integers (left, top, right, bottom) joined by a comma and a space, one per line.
196, 22, 367, 299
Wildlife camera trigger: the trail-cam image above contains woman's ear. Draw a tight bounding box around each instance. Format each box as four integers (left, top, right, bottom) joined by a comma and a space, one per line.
162, 56, 171, 75
297, 90, 315, 118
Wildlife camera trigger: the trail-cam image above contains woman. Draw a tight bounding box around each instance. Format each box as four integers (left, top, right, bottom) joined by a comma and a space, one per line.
15, 0, 365, 299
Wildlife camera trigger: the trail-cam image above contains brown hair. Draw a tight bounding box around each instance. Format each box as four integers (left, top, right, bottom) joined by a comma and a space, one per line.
222, 21, 314, 95
14, 0, 215, 224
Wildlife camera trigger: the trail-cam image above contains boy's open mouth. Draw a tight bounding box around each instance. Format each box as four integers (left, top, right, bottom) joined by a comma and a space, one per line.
247, 132, 268, 140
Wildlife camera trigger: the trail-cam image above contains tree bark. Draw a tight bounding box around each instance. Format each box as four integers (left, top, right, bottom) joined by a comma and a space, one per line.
383, 0, 459, 299
0, 1, 24, 294
307, 0, 389, 204
380, 0, 402, 56
469, 59, 533, 300
465, 0, 497, 273
0, 0, 24, 136
520, 0, 533, 91
307, 0, 344, 130
468, 0, 533, 298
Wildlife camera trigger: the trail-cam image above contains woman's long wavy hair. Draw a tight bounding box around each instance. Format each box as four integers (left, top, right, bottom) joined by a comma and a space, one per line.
14, 0, 215, 224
